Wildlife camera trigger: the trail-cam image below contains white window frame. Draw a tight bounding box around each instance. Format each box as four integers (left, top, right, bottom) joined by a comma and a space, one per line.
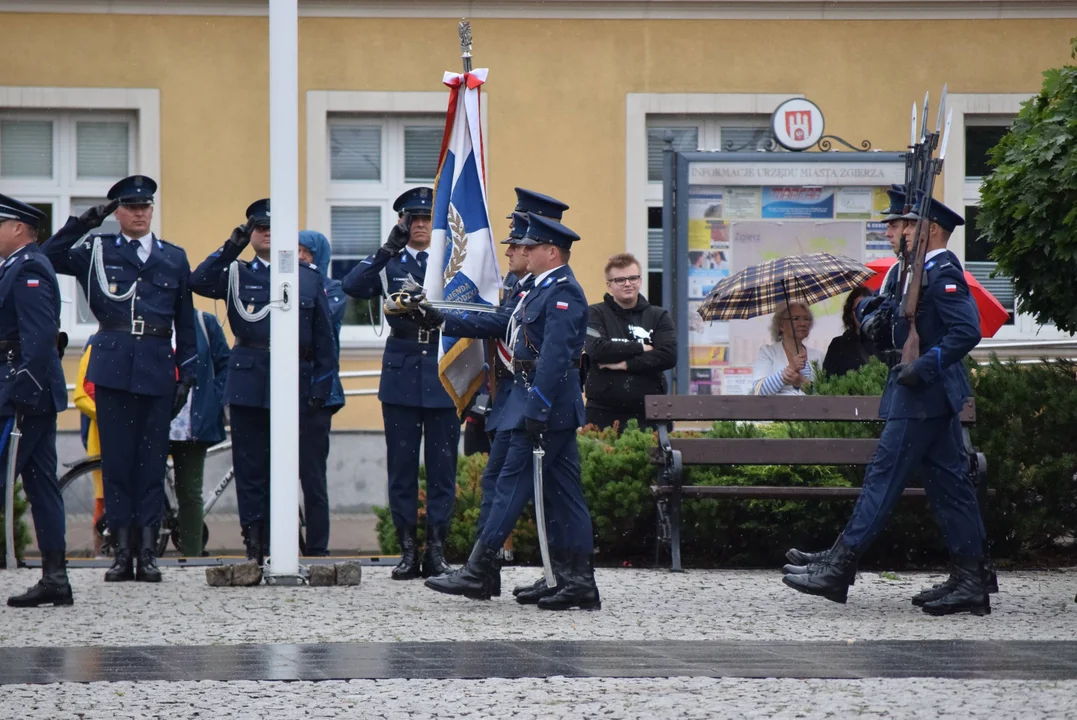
626, 93, 801, 278
942, 92, 1072, 343
0, 87, 160, 347
307, 90, 488, 348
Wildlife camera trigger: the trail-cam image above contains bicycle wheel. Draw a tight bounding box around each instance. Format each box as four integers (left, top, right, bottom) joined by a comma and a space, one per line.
58, 456, 108, 557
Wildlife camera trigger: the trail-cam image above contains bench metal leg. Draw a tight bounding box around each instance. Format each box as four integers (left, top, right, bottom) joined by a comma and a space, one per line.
670, 484, 684, 573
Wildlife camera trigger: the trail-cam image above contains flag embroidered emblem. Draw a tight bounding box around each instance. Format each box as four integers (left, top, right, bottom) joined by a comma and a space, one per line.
944, 284, 957, 293
556, 301, 569, 310
26, 279, 39, 288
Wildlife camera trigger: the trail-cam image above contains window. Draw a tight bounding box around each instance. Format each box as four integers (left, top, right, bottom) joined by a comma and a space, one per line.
0, 111, 137, 335
326, 114, 443, 331
962, 117, 1015, 324
643, 116, 772, 300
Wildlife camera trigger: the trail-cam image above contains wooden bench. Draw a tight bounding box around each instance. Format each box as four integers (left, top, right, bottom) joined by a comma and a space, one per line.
644, 395, 988, 571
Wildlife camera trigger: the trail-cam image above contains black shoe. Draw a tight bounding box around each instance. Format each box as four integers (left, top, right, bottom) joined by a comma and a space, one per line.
537, 552, 601, 611
491, 550, 502, 597
785, 534, 844, 566
104, 527, 134, 582
922, 556, 991, 616
782, 542, 858, 604
516, 549, 569, 605
392, 527, 422, 580
136, 526, 162, 583
242, 523, 264, 565
421, 525, 453, 578
424, 541, 498, 600
8, 550, 73, 608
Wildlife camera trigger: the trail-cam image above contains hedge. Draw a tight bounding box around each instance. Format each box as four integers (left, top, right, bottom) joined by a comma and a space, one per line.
375, 357, 1077, 567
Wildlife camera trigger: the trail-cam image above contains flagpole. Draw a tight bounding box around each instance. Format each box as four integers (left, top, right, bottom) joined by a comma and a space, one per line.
266, 0, 301, 582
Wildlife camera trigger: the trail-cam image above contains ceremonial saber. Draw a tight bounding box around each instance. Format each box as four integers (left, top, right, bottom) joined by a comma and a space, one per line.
2, 415, 19, 570
532, 437, 556, 587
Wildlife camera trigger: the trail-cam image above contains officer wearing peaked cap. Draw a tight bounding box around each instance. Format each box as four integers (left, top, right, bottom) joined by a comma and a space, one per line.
341, 186, 459, 581
0, 195, 72, 608
189, 199, 337, 564
425, 212, 601, 610
784, 196, 992, 616
507, 187, 569, 221
42, 175, 197, 584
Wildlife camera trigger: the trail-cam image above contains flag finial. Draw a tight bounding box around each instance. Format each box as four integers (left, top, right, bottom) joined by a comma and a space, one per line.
459, 19, 473, 73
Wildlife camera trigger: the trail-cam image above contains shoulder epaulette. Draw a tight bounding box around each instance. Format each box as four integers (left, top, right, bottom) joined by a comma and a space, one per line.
557, 276, 569, 284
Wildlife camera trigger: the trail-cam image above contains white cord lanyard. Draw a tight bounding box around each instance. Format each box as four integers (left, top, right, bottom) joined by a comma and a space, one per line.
226, 260, 272, 323
87, 236, 138, 328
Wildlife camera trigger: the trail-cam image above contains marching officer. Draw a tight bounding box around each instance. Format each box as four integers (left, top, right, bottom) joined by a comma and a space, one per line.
782, 198, 992, 616
0, 195, 72, 607
42, 176, 197, 583
189, 200, 337, 563
424, 213, 600, 611
342, 187, 457, 580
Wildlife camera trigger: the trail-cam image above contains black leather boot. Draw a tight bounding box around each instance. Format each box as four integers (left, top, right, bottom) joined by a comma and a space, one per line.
8, 550, 74, 607
391, 527, 421, 580
782, 539, 855, 584
259, 523, 271, 565
782, 542, 858, 604
913, 557, 999, 607
104, 527, 134, 582
785, 534, 843, 566
424, 540, 498, 600
242, 523, 264, 564
537, 552, 601, 611
136, 526, 162, 583
422, 525, 453, 578
922, 556, 991, 616
516, 549, 569, 605
491, 549, 503, 597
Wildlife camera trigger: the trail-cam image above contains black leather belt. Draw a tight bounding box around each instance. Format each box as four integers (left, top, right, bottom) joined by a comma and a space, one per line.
391, 327, 440, 344
235, 337, 316, 361
513, 360, 536, 373
99, 320, 172, 339
494, 363, 514, 381
0, 340, 20, 359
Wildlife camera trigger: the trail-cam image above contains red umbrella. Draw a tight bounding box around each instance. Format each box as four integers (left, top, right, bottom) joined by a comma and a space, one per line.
863, 257, 1009, 339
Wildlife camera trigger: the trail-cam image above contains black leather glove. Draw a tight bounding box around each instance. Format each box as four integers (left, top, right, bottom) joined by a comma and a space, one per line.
860, 306, 893, 350
308, 396, 326, 412
78, 199, 120, 229
227, 224, 251, 250
382, 223, 410, 255
525, 418, 547, 447
894, 363, 923, 388
416, 304, 444, 330
172, 379, 194, 419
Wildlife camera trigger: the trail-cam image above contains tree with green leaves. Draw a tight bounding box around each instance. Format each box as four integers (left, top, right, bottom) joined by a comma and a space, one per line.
978, 39, 1077, 334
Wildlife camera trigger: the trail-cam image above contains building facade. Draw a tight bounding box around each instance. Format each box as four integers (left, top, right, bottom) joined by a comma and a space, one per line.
1, 0, 1074, 428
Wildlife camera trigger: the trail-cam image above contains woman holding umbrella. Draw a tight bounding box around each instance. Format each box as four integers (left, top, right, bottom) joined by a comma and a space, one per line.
752, 303, 825, 396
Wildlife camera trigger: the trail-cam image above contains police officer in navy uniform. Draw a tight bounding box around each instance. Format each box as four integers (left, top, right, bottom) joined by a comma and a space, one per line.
42, 175, 197, 583
782, 198, 992, 616
189, 200, 337, 563
424, 213, 600, 610
342, 187, 457, 580
0, 195, 73, 607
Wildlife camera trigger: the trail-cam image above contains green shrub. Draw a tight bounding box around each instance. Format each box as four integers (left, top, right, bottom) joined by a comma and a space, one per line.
0, 483, 31, 563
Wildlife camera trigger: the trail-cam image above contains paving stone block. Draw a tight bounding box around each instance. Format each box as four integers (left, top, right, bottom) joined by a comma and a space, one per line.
308, 564, 337, 587
335, 561, 362, 586
205, 565, 234, 587
232, 561, 264, 587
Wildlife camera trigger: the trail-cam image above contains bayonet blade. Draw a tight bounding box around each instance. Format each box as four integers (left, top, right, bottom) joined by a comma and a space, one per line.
920, 91, 930, 143
939, 108, 954, 161
936, 84, 947, 133
910, 102, 917, 147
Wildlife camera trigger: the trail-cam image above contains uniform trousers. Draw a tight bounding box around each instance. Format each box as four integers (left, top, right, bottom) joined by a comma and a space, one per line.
477, 429, 564, 549
0, 413, 65, 553
229, 404, 271, 527
95, 387, 171, 530
479, 429, 593, 554
381, 403, 459, 531
842, 414, 986, 558
299, 406, 333, 556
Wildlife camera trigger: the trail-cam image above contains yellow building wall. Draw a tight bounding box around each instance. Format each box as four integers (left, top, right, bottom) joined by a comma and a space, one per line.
3, 12, 1074, 430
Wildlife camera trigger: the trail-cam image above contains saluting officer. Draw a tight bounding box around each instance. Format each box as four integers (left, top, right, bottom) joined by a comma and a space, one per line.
42, 176, 197, 583
189, 200, 337, 564
0, 195, 73, 607
341, 187, 457, 580
783, 198, 992, 616
425, 213, 600, 611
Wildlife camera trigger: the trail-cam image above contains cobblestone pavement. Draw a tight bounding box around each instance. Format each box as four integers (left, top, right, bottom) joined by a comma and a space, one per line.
0, 567, 1074, 647
4, 677, 1077, 719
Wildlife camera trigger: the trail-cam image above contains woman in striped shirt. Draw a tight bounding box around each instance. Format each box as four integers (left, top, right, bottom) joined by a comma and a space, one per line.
752, 303, 824, 396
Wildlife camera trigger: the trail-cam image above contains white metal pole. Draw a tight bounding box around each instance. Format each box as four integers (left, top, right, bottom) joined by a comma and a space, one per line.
267, 0, 300, 578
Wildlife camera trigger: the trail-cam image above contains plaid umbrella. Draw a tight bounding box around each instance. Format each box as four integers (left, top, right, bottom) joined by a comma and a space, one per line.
697, 252, 873, 350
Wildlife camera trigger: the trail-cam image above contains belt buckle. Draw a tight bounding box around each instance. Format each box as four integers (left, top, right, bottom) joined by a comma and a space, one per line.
131, 319, 145, 336
417, 328, 431, 344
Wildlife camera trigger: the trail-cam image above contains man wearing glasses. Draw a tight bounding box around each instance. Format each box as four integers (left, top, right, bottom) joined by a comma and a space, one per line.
583, 253, 676, 433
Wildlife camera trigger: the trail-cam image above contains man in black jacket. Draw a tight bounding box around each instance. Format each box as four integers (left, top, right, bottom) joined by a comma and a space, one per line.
584, 253, 676, 432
